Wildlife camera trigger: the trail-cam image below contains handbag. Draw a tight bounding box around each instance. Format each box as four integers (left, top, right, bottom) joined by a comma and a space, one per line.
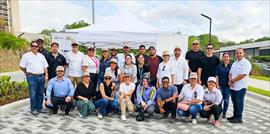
177, 102, 190, 111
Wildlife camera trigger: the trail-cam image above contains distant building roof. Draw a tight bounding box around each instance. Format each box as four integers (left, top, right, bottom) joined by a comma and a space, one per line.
215, 41, 270, 52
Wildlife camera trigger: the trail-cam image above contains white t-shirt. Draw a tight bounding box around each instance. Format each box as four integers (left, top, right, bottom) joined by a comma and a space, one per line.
119, 82, 135, 98
66, 51, 85, 77
230, 58, 252, 91
156, 61, 176, 84
19, 51, 48, 74
82, 55, 99, 73
121, 64, 137, 83
105, 67, 122, 82
179, 83, 204, 103
117, 53, 136, 69
171, 56, 189, 85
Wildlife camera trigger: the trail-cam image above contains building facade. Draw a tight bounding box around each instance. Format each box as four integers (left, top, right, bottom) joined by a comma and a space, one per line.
0, 0, 20, 33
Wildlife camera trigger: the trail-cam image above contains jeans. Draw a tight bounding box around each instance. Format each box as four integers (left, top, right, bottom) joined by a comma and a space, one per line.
220, 86, 230, 115
46, 96, 73, 114
230, 88, 246, 119
177, 104, 202, 119
95, 98, 118, 116
200, 104, 222, 120
26, 75, 45, 112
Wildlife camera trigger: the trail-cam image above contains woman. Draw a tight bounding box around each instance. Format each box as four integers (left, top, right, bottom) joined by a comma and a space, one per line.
95, 72, 118, 119
200, 77, 223, 127
121, 54, 137, 83
74, 72, 96, 118
216, 52, 232, 118
177, 72, 204, 125
82, 47, 99, 90
98, 48, 111, 85
105, 58, 122, 90
119, 73, 135, 121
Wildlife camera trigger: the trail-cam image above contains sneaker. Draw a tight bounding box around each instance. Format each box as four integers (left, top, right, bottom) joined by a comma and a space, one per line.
162, 114, 169, 119
37, 109, 47, 113
97, 112, 103, 119
78, 112, 83, 118
30, 111, 39, 115
214, 120, 221, 127
222, 114, 226, 119
184, 117, 191, 122
227, 116, 234, 120
192, 119, 197, 125
229, 118, 243, 123
121, 115, 127, 121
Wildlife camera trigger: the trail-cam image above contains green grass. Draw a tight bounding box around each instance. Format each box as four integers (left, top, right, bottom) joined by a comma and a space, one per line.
248, 86, 270, 97
250, 75, 270, 82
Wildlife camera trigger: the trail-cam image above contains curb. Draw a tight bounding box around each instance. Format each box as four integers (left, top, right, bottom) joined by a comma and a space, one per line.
0, 98, 29, 116
246, 91, 270, 107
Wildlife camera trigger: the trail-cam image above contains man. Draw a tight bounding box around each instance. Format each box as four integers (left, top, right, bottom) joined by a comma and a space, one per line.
110, 47, 118, 60
171, 46, 189, 94
37, 39, 49, 56
45, 42, 67, 80
66, 41, 85, 87
117, 44, 136, 68
156, 77, 178, 123
198, 44, 220, 87
19, 41, 49, 115
156, 50, 176, 88
135, 45, 149, 64
45, 66, 75, 115
185, 40, 205, 73
145, 46, 163, 87
136, 75, 156, 119
228, 48, 251, 123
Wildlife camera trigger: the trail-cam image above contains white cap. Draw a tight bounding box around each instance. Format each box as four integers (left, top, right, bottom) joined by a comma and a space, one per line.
189, 72, 198, 79
104, 71, 112, 77
56, 66, 64, 71
82, 72, 90, 76
207, 77, 216, 83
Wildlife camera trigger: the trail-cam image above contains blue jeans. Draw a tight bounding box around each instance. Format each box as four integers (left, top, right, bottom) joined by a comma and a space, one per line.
220, 86, 230, 114
230, 88, 246, 119
26, 75, 45, 112
95, 98, 118, 115
177, 104, 202, 119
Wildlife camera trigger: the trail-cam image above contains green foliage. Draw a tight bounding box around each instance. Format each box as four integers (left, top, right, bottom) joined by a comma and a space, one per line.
255, 37, 270, 42
239, 38, 254, 44
188, 34, 220, 50
221, 40, 236, 47
0, 32, 28, 52
64, 20, 90, 29
250, 63, 263, 76
248, 86, 270, 97
0, 76, 29, 105
253, 55, 270, 62
40, 28, 57, 36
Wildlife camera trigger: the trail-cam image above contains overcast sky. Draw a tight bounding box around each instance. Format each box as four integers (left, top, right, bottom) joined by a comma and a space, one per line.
19, 0, 269, 43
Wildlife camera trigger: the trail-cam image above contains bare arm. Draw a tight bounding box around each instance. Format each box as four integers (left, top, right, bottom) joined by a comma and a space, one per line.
197, 68, 202, 84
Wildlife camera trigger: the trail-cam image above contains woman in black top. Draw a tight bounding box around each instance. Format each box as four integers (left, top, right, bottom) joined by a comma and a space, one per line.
74, 72, 96, 118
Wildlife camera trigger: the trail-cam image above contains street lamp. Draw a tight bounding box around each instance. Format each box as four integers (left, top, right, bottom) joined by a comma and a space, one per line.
201, 14, 212, 44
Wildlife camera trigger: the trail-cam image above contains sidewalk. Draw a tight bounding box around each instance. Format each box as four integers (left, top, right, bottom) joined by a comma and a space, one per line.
248, 78, 270, 91
0, 71, 25, 82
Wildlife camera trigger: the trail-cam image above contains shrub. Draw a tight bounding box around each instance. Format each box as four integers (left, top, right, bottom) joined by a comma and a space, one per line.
0, 76, 29, 105
253, 56, 270, 62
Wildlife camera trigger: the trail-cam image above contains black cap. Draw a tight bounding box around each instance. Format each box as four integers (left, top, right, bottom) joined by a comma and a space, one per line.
148, 46, 156, 51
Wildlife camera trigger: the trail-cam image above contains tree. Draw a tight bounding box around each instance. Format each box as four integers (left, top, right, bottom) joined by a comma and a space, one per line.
0, 32, 28, 52
255, 37, 270, 42
239, 38, 254, 44
40, 28, 57, 36
64, 20, 90, 29
188, 34, 220, 50
221, 40, 236, 47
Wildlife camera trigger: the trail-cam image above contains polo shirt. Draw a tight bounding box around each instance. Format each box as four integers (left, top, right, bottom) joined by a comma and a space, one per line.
45, 52, 67, 80
66, 51, 85, 77
46, 77, 75, 99
229, 58, 252, 91
179, 83, 204, 103
19, 51, 48, 74
156, 85, 178, 101
203, 88, 222, 105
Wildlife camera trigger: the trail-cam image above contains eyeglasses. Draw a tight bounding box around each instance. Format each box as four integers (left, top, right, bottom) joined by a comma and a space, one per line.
206, 47, 213, 50
105, 77, 111, 80
192, 43, 199, 46
162, 66, 166, 71
31, 45, 39, 48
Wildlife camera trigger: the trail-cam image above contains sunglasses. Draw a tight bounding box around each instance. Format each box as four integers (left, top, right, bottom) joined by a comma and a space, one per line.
162, 66, 166, 71
31, 45, 39, 48
105, 77, 111, 80
207, 47, 213, 50
192, 43, 199, 46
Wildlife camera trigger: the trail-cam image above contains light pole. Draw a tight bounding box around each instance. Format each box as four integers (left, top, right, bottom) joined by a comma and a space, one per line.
201, 14, 212, 44
92, 0, 95, 25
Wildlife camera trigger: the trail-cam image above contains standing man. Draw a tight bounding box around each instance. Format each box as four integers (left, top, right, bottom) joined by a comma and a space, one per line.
19, 41, 49, 115
46, 42, 67, 80
37, 39, 49, 56
66, 41, 85, 87
135, 45, 149, 64
117, 44, 136, 68
228, 48, 251, 123
171, 46, 189, 94
156, 50, 176, 88
110, 47, 118, 60
145, 46, 163, 87
185, 40, 205, 73
198, 44, 220, 87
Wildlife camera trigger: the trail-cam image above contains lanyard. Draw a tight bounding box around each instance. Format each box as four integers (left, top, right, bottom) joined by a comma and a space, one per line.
139, 66, 143, 80
89, 56, 99, 72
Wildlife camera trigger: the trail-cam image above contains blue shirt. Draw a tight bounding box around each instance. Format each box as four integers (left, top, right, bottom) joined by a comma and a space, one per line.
46, 77, 75, 99
98, 57, 111, 84
156, 86, 178, 101
216, 63, 232, 88
136, 85, 156, 106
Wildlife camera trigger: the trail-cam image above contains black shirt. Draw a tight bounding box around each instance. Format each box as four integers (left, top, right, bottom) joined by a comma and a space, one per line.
38, 49, 50, 57
136, 64, 150, 83
45, 52, 67, 80
74, 82, 96, 101
199, 55, 220, 86
96, 82, 113, 100
185, 50, 205, 72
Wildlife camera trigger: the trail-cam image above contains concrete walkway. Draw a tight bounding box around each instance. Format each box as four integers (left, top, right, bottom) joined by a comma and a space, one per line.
0, 71, 25, 82
249, 78, 270, 91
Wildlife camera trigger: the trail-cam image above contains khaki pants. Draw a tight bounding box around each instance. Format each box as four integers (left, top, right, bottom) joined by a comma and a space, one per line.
119, 97, 134, 115
68, 76, 82, 88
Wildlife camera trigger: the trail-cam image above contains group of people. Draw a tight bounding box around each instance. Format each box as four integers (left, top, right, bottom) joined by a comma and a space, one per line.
19, 39, 251, 127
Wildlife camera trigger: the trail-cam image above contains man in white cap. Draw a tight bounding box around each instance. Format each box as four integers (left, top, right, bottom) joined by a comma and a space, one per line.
117, 43, 136, 69
66, 41, 85, 87
185, 40, 205, 73
45, 66, 75, 115
156, 50, 176, 88
171, 46, 189, 94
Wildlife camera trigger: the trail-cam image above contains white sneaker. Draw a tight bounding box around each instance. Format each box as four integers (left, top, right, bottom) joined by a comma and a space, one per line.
192, 119, 197, 125
78, 112, 83, 118
121, 115, 127, 121
97, 112, 103, 119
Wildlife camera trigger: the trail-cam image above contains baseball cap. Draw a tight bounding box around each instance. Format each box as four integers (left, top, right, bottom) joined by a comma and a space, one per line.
110, 58, 118, 64
192, 40, 200, 44
162, 50, 170, 56
82, 72, 90, 76
207, 77, 216, 83
189, 72, 198, 79
56, 66, 64, 71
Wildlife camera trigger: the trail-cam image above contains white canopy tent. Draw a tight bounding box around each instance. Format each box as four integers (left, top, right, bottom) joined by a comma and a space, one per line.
67, 10, 171, 48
